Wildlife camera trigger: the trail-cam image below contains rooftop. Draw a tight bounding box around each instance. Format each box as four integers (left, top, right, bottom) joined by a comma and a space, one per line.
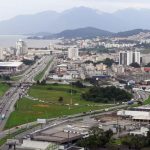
133, 105, 150, 110
66, 146, 84, 150
57, 64, 67, 67
0, 62, 23, 67
16, 140, 53, 150
34, 131, 82, 144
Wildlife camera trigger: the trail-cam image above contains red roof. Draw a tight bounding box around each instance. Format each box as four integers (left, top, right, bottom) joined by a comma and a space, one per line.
144, 67, 150, 72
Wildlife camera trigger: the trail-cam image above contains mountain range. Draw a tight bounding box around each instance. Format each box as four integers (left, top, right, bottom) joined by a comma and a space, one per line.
41, 27, 113, 39
1, 7, 150, 34
28, 27, 150, 39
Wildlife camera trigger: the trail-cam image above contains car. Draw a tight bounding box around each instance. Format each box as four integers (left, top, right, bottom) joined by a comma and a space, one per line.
1, 114, 5, 120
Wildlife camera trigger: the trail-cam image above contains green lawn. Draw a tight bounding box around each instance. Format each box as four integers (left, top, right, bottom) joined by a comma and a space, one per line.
10, 76, 22, 81
5, 98, 108, 129
0, 83, 10, 96
28, 84, 109, 105
28, 84, 91, 105
5, 84, 111, 129
144, 96, 150, 105
34, 60, 52, 81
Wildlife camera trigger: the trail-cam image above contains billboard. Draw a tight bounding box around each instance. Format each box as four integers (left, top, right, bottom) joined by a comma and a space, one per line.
37, 119, 47, 124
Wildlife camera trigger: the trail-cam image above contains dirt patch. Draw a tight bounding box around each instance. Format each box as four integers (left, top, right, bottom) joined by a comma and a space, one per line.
34, 104, 49, 108
95, 113, 118, 121
25, 111, 43, 115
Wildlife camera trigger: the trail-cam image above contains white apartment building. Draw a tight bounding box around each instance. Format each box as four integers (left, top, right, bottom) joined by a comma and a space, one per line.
16, 39, 27, 56
0, 49, 5, 60
119, 51, 141, 66
68, 47, 79, 60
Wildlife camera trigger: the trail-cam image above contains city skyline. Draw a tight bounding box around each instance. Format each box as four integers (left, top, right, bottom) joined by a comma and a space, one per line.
1, 0, 150, 21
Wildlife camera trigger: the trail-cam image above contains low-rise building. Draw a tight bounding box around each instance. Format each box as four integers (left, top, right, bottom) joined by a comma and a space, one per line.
117, 106, 150, 122
0, 61, 23, 73
16, 140, 58, 150
130, 127, 149, 136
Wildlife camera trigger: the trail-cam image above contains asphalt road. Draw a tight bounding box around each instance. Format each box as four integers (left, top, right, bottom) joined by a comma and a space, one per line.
0, 55, 54, 131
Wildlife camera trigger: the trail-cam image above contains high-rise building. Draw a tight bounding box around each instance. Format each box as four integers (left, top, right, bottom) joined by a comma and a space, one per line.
133, 51, 141, 64
68, 47, 79, 60
0, 49, 5, 60
16, 39, 27, 56
119, 51, 140, 66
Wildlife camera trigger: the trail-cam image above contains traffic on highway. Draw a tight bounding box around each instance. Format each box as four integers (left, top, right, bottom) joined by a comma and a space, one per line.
0, 55, 53, 131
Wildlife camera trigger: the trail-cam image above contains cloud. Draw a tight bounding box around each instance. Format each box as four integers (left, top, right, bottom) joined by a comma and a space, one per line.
77, 0, 150, 12
0, 0, 150, 20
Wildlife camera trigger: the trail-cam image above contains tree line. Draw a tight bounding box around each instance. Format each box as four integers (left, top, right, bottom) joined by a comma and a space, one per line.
82, 86, 132, 103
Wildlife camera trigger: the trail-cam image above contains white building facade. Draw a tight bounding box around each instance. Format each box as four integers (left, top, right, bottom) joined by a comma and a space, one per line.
119, 51, 141, 66
68, 47, 79, 60
0, 49, 5, 60
16, 39, 27, 56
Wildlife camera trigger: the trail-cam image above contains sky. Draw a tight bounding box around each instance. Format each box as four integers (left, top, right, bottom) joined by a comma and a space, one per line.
0, 0, 150, 20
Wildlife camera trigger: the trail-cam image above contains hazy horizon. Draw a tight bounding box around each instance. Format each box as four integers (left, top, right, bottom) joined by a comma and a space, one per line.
1, 0, 150, 21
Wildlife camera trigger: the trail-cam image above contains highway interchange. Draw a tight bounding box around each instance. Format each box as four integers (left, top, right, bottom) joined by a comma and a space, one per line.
0, 55, 53, 131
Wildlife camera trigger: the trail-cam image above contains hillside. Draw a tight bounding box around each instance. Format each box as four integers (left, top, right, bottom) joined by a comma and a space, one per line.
44, 27, 113, 39
28, 27, 150, 39
116, 29, 150, 37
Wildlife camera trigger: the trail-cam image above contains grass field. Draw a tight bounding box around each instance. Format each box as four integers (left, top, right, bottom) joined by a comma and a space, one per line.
5, 84, 111, 129
11, 76, 22, 81
144, 96, 150, 105
34, 60, 52, 81
28, 84, 93, 105
0, 83, 9, 97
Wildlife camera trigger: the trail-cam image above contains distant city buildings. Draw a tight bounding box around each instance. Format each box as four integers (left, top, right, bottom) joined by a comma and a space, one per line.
119, 51, 141, 66
0, 49, 5, 60
68, 47, 79, 60
141, 54, 150, 65
16, 39, 27, 56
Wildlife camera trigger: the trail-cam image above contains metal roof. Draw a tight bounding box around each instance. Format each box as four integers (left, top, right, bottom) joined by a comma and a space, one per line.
0, 62, 23, 67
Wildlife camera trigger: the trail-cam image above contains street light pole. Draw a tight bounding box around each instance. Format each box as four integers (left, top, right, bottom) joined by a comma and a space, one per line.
69, 77, 73, 110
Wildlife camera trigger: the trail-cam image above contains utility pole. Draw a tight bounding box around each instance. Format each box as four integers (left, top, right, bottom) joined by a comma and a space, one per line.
69, 76, 73, 110
117, 112, 120, 137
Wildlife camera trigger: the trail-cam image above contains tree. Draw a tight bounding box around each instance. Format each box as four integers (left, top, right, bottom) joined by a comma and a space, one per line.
41, 80, 46, 85
37, 80, 40, 85
72, 81, 85, 88
146, 131, 150, 146
58, 96, 64, 104
145, 62, 150, 67
130, 62, 141, 68
121, 134, 148, 150
34, 55, 39, 61
22, 59, 35, 65
77, 127, 113, 149
3, 75, 10, 81
82, 86, 132, 103
103, 58, 115, 67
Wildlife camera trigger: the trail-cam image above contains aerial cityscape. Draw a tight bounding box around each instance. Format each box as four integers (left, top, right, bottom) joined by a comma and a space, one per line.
1, 0, 150, 150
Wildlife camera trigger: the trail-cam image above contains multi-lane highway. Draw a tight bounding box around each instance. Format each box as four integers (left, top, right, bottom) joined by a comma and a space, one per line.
0, 55, 54, 131
133, 89, 150, 102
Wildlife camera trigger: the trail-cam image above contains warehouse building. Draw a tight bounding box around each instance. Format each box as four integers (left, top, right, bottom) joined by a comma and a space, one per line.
0, 62, 23, 73
117, 105, 150, 122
